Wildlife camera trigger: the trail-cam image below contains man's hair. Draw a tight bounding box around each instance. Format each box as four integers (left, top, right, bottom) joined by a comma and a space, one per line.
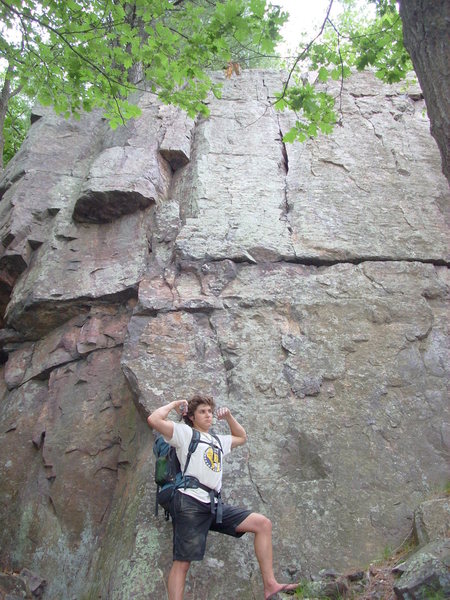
183, 394, 216, 426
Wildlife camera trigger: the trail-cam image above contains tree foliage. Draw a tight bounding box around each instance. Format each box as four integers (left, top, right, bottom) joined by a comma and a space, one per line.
276, 0, 413, 144
0, 0, 286, 168
2, 90, 31, 165
0, 0, 414, 167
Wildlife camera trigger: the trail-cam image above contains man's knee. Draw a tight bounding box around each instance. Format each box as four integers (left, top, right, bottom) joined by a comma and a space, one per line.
255, 513, 272, 534
238, 512, 272, 534
172, 560, 190, 574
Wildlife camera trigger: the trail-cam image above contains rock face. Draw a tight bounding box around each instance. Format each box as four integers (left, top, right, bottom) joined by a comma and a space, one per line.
0, 70, 448, 600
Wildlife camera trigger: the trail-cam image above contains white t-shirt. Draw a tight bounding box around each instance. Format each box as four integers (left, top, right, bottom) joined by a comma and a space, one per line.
164, 423, 232, 504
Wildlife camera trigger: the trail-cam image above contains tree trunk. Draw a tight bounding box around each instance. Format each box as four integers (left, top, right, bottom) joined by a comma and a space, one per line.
399, 0, 450, 183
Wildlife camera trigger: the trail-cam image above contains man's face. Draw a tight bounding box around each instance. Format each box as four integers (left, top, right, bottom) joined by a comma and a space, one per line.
191, 403, 213, 432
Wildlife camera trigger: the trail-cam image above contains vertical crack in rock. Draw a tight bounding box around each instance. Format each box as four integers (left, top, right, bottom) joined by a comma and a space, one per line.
247, 448, 267, 504
162, 267, 177, 304
144, 204, 158, 260
260, 75, 270, 103
276, 117, 293, 240
278, 125, 289, 175
48, 494, 58, 517
207, 312, 267, 504
352, 95, 385, 145
266, 70, 294, 251
206, 313, 232, 402
397, 204, 416, 229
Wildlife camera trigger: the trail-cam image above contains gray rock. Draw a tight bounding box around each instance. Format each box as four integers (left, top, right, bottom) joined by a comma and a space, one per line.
73, 146, 171, 223
121, 259, 449, 581
19, 569, 46, 597
0, 571, 31, 599
393, 539, 450, 599
4, 205, 148, 337
172, 70, 448, 264
282, 74, 449, 264
158, 104, 195, 170
174, 71, 294, 263
414, 497, 450, 545
4, 308, 130, 389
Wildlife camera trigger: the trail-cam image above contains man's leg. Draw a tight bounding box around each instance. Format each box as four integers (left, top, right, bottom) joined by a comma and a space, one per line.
236, 513, 298, 599
168, 560, 190, 600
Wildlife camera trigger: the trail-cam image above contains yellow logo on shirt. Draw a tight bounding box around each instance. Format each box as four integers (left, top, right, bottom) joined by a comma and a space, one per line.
204, 446, 221, 472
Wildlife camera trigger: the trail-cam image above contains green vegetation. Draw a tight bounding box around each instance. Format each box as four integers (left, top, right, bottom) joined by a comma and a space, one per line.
373, 531, 418, 566
294, 579, 319, 599
422, 589, 446, 600
0, 0, 413, 167
2, 88, 31, 166
293, 579, 347, 600
0, 0, 286, 167
276, 0, 412, 143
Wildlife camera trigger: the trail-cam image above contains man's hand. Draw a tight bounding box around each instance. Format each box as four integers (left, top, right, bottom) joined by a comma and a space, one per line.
216, 406, 231, 420
175, 400, 188, 416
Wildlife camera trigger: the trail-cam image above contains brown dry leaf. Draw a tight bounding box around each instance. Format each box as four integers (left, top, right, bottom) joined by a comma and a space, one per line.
225, 61, 241, 78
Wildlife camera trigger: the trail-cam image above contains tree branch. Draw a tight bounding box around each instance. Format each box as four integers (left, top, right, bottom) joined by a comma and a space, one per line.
327, 17, 345, 122
0, 0, 139, 100
279, 0, 334, 101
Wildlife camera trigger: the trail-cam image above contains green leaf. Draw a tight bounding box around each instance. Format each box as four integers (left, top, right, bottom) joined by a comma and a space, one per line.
319, 122, 334, 135
250, 0, 265, 19
274, 97, 287, 111
318, 67, 329, 83
37, 89, 53, 106
282, 128, 298, 144
307, 123, 318, 137
331, 68, 341, 81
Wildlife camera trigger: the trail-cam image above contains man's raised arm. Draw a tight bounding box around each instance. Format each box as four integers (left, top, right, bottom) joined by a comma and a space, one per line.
217, 407, 247, 448
147, 400, 188, 439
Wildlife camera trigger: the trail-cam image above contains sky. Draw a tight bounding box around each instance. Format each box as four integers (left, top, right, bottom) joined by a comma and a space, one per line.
276, 0, 334, 55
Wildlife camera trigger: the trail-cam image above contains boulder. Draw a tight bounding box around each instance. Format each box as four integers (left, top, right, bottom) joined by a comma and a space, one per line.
73, 146, 171, 223
393, 539, 450, 599
414, 497, 450, 545
0, 571, 32, 599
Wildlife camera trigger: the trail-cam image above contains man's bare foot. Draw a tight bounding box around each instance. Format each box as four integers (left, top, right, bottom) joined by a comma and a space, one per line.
264, 582, 299, 599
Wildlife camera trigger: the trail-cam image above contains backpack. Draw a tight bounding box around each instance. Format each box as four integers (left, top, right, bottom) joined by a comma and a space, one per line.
153, 428, 223, 520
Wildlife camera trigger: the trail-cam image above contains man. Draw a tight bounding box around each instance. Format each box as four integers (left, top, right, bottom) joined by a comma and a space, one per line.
147, 394, 298, 600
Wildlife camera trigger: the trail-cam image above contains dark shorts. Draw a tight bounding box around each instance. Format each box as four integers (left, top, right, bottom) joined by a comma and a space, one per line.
170, 490, 252, 562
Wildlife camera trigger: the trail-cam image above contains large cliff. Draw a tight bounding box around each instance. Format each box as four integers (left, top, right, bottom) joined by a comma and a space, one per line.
0, 70, 448, 600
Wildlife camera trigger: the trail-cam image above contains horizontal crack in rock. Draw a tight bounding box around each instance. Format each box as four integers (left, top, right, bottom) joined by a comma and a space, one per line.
176, 256, 449, 269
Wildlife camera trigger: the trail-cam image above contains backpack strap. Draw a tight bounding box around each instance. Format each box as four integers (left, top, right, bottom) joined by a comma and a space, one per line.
182, 428, 200, 476
155, 484, 160, 517
191, 432, 223, 453
209, 433, 223, 454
